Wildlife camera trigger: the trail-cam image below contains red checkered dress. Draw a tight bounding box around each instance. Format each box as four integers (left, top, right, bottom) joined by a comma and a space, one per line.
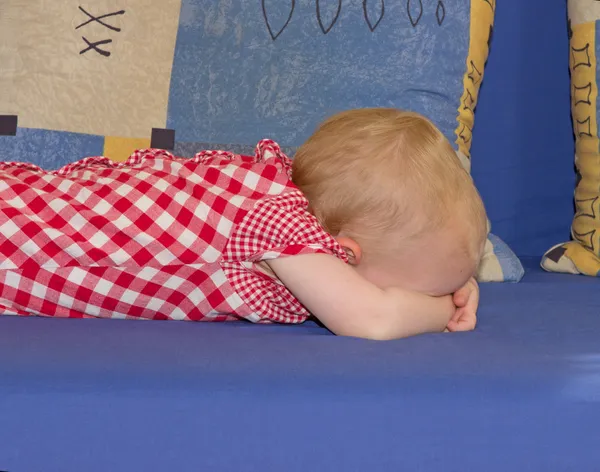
0, 140, 347, 323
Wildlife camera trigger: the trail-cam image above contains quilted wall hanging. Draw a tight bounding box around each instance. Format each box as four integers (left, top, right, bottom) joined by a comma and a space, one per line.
0, 0, 523, 282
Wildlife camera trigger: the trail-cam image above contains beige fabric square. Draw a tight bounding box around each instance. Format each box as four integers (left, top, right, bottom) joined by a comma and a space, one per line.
3, 0, 181, 138
569, 0, 600, 26
0, 1, 20, 115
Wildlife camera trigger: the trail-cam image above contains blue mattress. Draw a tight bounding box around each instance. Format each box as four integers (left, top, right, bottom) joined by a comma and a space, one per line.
0, 257, 599, 471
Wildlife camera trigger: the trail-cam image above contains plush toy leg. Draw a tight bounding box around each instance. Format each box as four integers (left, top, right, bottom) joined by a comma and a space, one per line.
477, 233, 525, 283
455, 0, 524, 283
542, 242, 600, 276
542, 10, 600, 277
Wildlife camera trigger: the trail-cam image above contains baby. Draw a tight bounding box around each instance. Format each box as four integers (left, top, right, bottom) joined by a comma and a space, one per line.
0, 108, 486, 340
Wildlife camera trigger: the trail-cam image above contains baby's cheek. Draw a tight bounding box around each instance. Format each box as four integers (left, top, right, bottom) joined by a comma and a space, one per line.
354, 263, 402, 290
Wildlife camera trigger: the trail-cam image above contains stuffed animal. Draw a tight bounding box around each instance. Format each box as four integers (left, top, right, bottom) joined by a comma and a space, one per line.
542, 0, 600, 276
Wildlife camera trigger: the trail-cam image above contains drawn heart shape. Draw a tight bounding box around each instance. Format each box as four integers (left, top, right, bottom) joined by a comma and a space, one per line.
483, 0, 495, 12
406, 0, 423, 27
316, 0, 342, 34
262, 0, 295, 40
363, 0, 385, 32
436, 1, 445, 26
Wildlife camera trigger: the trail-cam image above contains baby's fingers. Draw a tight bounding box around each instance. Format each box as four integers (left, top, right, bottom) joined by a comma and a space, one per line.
453, 289, 469, 307
446, 309, 477, 332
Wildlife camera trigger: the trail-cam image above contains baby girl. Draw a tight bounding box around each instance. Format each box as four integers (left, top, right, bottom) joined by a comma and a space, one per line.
0, 108, 486, 340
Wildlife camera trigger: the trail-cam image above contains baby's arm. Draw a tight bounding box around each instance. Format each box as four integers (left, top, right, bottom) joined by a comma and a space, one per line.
266, 253, 455, 340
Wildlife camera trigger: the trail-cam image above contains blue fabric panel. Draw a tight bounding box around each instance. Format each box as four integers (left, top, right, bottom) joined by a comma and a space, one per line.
0, 128, 104, 170
0, 258, 599, 471
167, 0, 470, 147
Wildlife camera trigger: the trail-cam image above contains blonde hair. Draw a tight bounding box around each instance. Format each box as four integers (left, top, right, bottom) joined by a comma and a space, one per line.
292, 108, 487, 260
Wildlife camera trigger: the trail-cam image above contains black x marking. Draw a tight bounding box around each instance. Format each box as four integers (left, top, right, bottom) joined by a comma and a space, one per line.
76, 6, 125, 32
80, 37, 113, 57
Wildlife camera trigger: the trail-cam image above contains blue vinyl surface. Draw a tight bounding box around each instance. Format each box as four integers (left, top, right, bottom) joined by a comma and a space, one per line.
1, 258, 599, 471
0, 1, 594, 471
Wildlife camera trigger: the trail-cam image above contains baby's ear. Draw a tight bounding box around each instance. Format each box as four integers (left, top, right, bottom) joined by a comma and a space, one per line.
335, 236, 362, 265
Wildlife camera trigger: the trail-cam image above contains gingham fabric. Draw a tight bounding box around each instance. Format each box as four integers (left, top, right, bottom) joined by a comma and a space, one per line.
0, 140, 347, 323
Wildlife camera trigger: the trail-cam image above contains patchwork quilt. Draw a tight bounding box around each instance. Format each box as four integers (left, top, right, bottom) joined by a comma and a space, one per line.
0, 0, 523, 282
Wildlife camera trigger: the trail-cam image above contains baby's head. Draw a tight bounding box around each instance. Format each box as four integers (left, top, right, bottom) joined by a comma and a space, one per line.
292, 108, 487, 296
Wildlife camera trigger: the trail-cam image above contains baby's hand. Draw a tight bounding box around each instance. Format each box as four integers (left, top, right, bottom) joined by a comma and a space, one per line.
446, 277, 479, 332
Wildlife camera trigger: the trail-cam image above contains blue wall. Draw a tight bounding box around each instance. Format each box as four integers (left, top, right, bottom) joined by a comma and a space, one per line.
471, 0, 575, 257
